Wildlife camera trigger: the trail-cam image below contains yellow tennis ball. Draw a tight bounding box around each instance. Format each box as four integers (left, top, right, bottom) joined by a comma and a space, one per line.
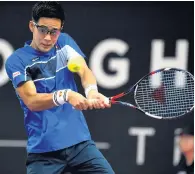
67, 56, 83, 72
67, 63, 81, 72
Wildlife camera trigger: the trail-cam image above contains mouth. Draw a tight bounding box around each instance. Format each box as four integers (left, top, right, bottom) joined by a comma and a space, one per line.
41, 43, 52, 48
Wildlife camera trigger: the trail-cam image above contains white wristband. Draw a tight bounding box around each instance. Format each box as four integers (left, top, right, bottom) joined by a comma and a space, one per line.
53, 89, 71, 106
65, 89, 71, 102
85, 85, 98, 98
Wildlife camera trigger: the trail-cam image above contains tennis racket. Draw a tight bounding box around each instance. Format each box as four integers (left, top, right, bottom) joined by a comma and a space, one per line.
106, 68, 194, 119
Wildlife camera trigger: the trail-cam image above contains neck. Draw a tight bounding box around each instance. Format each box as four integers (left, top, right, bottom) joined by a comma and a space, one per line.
30, 41, 42, 52
30, 41, 35, 48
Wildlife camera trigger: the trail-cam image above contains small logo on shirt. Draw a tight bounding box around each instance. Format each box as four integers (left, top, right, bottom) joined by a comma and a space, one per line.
32, 57, 40, 62
12, 71, 21, 78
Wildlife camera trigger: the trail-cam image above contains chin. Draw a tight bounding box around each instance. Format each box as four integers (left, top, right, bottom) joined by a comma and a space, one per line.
40, 46, 52, 52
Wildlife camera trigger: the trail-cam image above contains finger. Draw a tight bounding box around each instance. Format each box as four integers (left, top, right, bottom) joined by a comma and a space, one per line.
81, 101, 88, 110
94, 100, 104, 109
87, 100, 94, 110
74, 105, 82, 110
87, 99, 96, 109
88, 99, 105, 109
75, 101, 87, 110
96, 98, 109, 109
95, 96, 110, 108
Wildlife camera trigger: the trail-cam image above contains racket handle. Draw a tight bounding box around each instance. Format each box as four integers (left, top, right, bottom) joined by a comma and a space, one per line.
104, 97, 110, 104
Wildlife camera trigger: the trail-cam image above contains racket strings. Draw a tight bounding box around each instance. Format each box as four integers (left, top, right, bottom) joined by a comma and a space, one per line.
135, 70, 194, 118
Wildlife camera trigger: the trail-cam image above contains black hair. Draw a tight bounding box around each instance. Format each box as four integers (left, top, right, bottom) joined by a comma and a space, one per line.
32, 1, 65, 27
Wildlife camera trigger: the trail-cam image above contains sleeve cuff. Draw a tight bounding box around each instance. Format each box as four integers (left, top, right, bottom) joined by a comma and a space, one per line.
13, 75, 26, 88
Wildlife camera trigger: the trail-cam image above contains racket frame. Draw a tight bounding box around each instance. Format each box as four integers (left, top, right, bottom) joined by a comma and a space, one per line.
109, 68, 194, 119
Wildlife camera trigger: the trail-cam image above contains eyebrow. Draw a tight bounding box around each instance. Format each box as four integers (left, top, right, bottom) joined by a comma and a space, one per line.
37, 23, 61, 30
40, 25, 60, 30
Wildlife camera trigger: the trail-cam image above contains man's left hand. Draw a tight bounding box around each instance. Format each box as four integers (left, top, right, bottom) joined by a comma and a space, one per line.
87, 90, 111, 110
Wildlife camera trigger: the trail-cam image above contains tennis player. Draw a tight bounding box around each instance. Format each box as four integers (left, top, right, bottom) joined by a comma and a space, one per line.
5, 2, 114, 174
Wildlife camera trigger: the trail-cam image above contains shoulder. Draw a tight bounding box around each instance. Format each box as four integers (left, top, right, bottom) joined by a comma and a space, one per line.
6, 49, 21, 66
57, 32, 75, 45
59, 32, 72, 40
6, 48, 25, 67
57, 32, 86, 58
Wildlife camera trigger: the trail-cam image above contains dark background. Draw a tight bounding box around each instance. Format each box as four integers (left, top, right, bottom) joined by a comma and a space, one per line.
0, 2, 194, 174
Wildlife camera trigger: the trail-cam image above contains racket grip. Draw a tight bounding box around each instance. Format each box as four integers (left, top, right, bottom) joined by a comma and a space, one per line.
104, 97, 110, 104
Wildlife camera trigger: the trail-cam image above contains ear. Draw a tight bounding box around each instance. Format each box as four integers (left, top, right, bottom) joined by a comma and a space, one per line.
29, 21, 34, 33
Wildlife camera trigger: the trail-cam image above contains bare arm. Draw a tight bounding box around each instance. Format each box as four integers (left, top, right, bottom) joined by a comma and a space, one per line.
179, 135, 194, 165
17, 80, 90, 111
76, 57, 110, 109
16, 81, 56, 111
76, 57, 97, 90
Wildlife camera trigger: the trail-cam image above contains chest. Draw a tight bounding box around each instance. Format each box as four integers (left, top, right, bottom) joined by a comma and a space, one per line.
26, 55, 72, 92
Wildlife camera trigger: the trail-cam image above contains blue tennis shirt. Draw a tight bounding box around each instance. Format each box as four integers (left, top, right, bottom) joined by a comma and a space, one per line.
5, 33, 91, 153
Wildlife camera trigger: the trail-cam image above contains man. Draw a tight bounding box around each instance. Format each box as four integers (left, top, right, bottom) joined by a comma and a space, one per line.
179, 124, 194, 174
5, 2, 114, 174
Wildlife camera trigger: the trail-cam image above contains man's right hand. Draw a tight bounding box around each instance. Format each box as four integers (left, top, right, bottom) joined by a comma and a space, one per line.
67, 90, 91, 110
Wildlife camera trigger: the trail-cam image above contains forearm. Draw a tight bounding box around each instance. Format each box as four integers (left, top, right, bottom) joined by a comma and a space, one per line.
26, 93, 55, 111
17, 81, 70, 111
77, 65, 110, 109
79, 68, 99, 99
80, 67, 97, 89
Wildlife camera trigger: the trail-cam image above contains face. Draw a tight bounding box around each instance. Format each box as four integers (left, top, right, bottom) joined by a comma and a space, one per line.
29, 17, 62, 52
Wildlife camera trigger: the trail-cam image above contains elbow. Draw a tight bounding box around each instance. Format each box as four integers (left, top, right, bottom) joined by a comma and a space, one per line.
27, 104, 36, 112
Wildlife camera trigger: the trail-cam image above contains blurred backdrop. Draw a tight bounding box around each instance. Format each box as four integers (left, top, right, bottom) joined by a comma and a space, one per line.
0, 1, 194, 174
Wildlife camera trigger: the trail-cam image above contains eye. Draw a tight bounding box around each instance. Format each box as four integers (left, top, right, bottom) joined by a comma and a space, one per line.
50, 30, 57, 36
38, 27, 48, 34
51, 29, 60, 36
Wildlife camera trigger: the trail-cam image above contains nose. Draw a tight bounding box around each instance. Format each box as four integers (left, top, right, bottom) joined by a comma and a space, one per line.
44, 33, 52, 41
